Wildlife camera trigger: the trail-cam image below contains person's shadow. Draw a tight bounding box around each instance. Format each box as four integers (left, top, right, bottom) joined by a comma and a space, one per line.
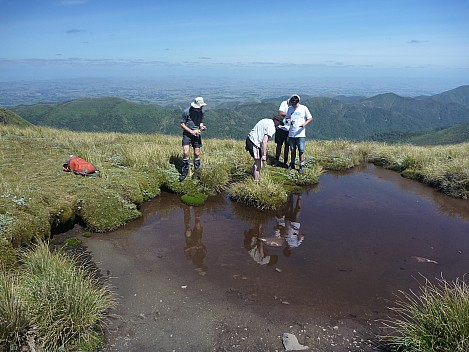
182, 204, 207, 274
170, 154, 183, 173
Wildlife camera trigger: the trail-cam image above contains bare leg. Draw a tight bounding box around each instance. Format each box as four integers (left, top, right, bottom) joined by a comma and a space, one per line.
253, 158, 262, 180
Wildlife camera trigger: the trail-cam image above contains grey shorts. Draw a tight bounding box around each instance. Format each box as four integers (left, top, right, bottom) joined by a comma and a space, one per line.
182, 132, 202, 148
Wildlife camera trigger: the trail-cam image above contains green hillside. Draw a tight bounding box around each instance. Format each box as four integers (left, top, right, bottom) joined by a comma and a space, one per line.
12, 97, 181, 135
430, 85, 469, 108
373, 122, 469, 145
0, 107, 31, 126
10, 86, 469, 143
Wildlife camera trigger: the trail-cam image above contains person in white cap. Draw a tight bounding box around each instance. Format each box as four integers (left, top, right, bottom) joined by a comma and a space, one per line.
285, 94, 313, 173
179, 97, 207, 181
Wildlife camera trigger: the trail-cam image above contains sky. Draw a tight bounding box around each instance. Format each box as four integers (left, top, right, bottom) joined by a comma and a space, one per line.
1, 0, 469, 91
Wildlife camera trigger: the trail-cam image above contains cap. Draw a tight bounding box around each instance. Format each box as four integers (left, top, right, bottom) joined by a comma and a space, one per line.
273, 114, 283, 123
191, 97, 207, 108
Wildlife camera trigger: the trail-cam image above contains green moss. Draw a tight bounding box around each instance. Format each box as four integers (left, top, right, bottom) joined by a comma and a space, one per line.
181, 193, 208, 206
64, 237, 81, 247
77, 187, 141, 232
82, 231, 92, 238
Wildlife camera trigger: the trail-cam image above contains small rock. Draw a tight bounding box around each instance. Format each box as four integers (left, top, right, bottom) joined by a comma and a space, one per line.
282, 333, 309, 351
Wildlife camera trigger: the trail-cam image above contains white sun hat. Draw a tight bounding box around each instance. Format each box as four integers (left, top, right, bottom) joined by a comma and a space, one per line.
191, 97, 207, 108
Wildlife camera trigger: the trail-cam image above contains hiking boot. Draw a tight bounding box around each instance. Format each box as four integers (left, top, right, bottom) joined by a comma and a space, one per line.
299, 167, 304, 174
179, 158, 190, 182
193, 158, 201, 180
287, 163, 295, 171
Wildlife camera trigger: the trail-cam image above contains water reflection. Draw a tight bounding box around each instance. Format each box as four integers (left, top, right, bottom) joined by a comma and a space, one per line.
259, 194, 305, 257
244, 222, 279, 266
182, 204, 207, 274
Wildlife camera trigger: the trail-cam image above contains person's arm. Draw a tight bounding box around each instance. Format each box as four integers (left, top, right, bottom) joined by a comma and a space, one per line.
180, 121, 197, 135
199, 122, 206, 131
299, 108, 313, 128
299, 117, 313, 128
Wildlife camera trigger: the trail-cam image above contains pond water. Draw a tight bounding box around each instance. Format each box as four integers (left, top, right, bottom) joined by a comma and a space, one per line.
81, 164, 469, 350
98, 164, 469, 307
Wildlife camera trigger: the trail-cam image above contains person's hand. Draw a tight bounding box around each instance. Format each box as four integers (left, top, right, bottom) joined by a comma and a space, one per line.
200, 125, 207, 131
261, 155, 267, 161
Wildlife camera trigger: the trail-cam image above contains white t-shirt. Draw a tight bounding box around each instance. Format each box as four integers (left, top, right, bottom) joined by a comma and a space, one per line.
248, 118, 276, 147
278, 100, 290, 132
286, 104, 313, 138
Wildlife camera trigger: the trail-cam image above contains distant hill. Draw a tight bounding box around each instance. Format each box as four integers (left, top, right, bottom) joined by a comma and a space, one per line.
372, 122, 469, 145
12, 97, 182, 135
10, 86, 469, 143
0, 107, 31, 126
429, 85, 469, 108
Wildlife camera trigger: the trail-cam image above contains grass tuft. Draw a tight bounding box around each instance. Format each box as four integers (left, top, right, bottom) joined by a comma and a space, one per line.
17, 241, 116, 351
380, 275, 469, 352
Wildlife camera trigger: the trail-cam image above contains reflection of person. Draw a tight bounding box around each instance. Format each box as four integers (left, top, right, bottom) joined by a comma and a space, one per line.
179, 97, 207, 181
283, 194, 304, 257
245, 115, 283, 180
243, 222, 278, 266
285, 95, 313, 173
274, 99, 290, 167
259, 193, 304, 257
183, 205, 207, 274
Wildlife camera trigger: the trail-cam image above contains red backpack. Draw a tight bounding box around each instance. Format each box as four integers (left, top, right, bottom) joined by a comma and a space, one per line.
63, 155, 97, 176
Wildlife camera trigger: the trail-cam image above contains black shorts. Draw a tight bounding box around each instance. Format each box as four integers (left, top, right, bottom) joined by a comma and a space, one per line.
182, 132, 202, 148
245, 137, 260, 159
275, 128, 288, 145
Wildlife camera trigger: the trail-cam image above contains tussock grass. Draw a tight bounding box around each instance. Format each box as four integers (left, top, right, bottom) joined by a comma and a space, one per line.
0, 270, 28, 349
380, 275, 469, 352
229, 177, 288, 210
0, 242, 116, 351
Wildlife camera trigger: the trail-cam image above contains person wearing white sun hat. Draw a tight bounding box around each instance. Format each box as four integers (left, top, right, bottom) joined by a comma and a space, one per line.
179, 97, 207, 181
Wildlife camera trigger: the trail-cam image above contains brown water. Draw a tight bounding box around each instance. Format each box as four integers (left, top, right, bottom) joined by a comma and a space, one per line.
81, 164, 469, 351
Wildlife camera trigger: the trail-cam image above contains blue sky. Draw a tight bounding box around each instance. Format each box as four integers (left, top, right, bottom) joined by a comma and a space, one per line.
1, 0, 468, 90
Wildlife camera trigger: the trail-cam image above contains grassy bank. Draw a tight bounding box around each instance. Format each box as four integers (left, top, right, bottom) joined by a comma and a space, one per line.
1, 125, 468, 264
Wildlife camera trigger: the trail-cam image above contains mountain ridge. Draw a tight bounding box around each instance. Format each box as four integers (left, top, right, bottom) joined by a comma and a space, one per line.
7, 85, 469, 143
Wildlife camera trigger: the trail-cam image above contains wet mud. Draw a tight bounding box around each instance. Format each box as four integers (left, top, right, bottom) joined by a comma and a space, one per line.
65, 164, 469, 351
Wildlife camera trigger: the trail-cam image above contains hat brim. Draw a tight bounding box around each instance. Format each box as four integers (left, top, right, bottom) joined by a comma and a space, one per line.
191, 102, 207, 108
